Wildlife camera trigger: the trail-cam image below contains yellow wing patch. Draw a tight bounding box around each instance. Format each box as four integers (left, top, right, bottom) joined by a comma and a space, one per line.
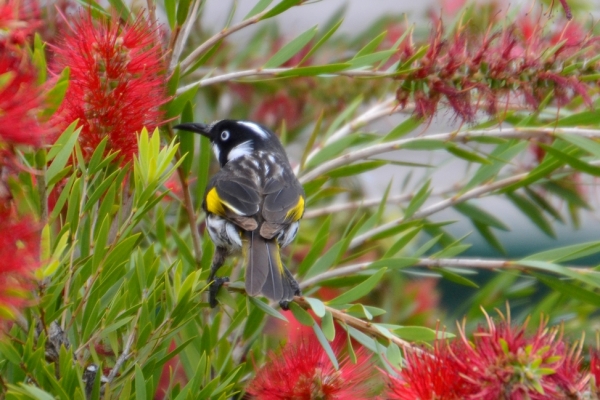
285, 196, 305, 222
206, 187, 246, 216
206, 187, 226, 216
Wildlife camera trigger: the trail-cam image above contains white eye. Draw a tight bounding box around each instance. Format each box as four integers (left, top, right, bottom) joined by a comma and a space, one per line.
220, 130, 230, 141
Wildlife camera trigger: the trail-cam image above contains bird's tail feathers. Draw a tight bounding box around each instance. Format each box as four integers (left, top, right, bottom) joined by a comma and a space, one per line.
243, 230, 296, 302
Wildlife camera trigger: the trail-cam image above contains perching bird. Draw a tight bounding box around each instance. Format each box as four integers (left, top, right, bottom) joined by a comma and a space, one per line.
174, 120, 304, 308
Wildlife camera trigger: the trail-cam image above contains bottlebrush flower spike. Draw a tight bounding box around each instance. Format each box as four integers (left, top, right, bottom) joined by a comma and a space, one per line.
0, 0, 41, 48
387, 310, 588, 399
387, 341, 477, 400
246, 331, 373, 399
396, 15, 598, 122
52, 13, 167, 161
0, 205, 39, 321
0, 51, 45, 147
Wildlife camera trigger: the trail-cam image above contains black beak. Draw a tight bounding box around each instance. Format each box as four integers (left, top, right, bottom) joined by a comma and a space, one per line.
174, 122, 211, 138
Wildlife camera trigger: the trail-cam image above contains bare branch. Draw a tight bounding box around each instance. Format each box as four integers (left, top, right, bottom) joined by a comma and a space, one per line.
300, 257, 594, 289
293, 296, 425, 354
170, 0, 203, 71
298, 127, 600, 184
348, 158, 600, 249
176, 68, 398, 94
303, 193, 414, 219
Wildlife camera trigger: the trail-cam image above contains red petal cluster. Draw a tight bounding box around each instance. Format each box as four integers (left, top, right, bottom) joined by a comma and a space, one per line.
0, 0, 41, 48
246, 332, 373, 399
0, 205, 38, 321
0, 51, 45, 146
52, 13, 167, 161
388, 313, 588, 399
396, 16, 598, 122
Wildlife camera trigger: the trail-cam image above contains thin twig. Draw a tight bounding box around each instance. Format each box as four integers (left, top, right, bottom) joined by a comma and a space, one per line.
348, 158, 600, 249
170, 0, 203, 71
176, 68, 398, 94
106, 306, 142, 383
227, 282, 426, 354
179, 4, 279, 73
303, 193, 414, 219
300, 257, 594, 290
293, 296, 424, 354
298, 127, 600, 184
297, 96, 401, 173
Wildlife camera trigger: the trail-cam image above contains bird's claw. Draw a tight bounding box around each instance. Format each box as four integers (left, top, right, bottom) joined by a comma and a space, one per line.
208, 276, 229, 308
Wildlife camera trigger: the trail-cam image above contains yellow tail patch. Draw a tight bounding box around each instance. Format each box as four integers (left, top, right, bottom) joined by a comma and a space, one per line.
285, 196, 305, 222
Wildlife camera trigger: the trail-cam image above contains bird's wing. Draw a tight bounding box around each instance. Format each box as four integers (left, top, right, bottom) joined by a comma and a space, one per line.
203, 173, 260, 231
260, 176, 305, 239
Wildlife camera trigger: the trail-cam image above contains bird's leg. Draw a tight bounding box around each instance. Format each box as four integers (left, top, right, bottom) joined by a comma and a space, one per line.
207, 247, 229, 308
279, 268, 301, 310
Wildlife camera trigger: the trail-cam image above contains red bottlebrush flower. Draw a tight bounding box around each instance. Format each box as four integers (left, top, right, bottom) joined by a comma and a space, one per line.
387, 311, 588, 399
455, 312, 587, 399
590, 349, 600, 389
246, 331, 373, 399
0, 207, 39, 321
51, 13, 167, 161
0, 0, 41, 48
396, 13, 599, 123
0, 51, 45, 147
387, 341, 476, 400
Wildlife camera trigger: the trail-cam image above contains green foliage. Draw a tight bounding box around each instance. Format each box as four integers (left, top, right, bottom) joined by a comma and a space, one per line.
5, 0, 600, 398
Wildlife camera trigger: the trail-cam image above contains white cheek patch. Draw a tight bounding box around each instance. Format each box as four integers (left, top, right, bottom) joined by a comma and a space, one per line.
238, 121, 269, 139
228, 140, 253, 161
212, 143, 220, 161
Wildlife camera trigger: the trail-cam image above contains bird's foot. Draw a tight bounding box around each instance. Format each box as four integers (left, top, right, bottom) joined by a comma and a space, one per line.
208, 276, 229, 308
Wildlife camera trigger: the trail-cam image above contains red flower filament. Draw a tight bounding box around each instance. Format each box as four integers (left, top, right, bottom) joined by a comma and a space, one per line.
52, 13, 167, 161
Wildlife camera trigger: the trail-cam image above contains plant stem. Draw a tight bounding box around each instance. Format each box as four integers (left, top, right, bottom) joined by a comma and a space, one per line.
298, 127, 600, 184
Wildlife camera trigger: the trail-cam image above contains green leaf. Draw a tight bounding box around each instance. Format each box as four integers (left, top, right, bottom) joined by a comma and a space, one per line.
289, 302, 314, 326
507, 192, 555, 238
386, 343, 403, 368
276, 63, 351, 77
41, 67, 69, 118
165, 0, 177, 28
177, 0, 192, 25
401, 139, 446, 150
432, 267, 479, 288
249, 297, 288, 322
524, 240, 600, 263
167, 85, 199, 119
325, 160, 386, 178
108, 0, 130, 21
454, 202, 509, 230
179, 101, 195, 176
539, 143, 600, 176
299, 18, 344, 65
264, 25, 318, 68
297, 216, 331, 276
305, 297, 326, 317
404, 179, 431, 219
46, 123, 81, 185
260, 0, 302, 20
328, 268, 387, 305
465, 140, 528, 191
348, 50, 397, 69
313, 322, 339, 369
244, 0, 273, 19
393, 326, 443, 341
533, 273, 600, 306
446, 143, 491, 164
558, 133, 600, 159
135, 364, 147, 400
384, 116, 423, 141
321, 310, 335, 341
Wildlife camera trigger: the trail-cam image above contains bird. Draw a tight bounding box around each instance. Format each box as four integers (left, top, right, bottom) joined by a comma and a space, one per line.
174, 120, 304, 308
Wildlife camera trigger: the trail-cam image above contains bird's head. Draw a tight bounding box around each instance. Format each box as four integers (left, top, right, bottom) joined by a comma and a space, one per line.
174, 119, 285, 166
